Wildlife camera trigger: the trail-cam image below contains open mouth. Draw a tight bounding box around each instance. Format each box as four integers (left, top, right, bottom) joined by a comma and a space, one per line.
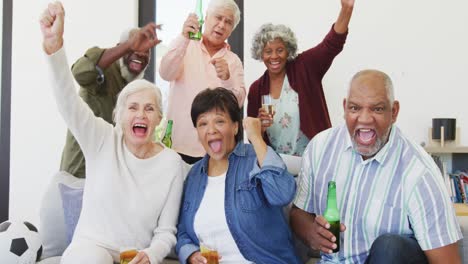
355, 128, 376, 145
128, 59, 144, 72
133, 123, 148, 137
269, 61, 281, 70
208, 139, 222, 153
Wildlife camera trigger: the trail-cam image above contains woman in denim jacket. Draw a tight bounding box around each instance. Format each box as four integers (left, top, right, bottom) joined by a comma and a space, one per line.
176, 87, 301, 264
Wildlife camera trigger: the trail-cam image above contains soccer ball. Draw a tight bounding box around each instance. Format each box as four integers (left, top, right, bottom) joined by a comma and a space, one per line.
0, 220, 43, 264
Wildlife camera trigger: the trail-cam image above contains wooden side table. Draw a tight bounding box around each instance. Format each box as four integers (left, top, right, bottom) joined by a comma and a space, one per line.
454, 203, 468, 216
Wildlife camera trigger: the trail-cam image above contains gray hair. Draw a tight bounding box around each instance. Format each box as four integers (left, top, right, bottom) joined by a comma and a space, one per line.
207, 0, 241, 30
251, 23, 298, 61
348, 69, 395, 105
113, 79, 163, 130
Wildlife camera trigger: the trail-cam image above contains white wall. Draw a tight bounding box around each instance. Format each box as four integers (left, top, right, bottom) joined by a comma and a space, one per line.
9, 0, 468, 225
244, 0, 468, 147
9, 0, 137, 225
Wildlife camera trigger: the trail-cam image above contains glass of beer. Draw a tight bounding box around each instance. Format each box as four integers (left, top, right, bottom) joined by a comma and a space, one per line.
261, 94, 274, 125
120, 247, 138, 264
200, 243, 219, 264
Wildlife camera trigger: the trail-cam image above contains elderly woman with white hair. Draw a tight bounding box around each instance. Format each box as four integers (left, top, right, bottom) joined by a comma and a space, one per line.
247, 0, 355, 157
40, 2, 184, 264
159, 0, 246, 165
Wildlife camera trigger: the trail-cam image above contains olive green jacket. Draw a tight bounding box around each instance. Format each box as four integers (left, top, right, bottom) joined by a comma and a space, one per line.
60, 47, 127, 178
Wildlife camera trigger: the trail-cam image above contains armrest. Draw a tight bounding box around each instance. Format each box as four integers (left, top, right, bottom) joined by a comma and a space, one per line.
279, 154, 302, 176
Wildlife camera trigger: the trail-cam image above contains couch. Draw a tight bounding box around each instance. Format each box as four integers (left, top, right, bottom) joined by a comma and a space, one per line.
36, 166, 468, 264
36, 171, 181, 264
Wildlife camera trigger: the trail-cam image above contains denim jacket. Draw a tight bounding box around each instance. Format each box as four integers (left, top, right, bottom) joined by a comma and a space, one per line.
176, 143, 301, 264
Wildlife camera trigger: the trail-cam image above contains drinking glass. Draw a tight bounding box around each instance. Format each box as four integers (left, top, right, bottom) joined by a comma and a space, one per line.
261, 94, 274, 125
120, 247, 138, 264
200, 243, 219, 264
261, 94, 274, 114
199, 234, 219, 264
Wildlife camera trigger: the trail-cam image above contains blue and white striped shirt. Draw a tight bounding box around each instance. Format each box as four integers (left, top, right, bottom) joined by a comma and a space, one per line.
294, 124, 462, 263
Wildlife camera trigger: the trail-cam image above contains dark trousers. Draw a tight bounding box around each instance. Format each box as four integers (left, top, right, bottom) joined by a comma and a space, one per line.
365, 234, 429, 264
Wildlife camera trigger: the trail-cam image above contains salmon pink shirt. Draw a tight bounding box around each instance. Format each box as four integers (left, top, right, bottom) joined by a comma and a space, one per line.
159, 35, 245, 157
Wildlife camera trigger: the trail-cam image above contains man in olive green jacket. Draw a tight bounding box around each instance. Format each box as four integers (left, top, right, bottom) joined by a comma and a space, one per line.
60, 23, 161, 178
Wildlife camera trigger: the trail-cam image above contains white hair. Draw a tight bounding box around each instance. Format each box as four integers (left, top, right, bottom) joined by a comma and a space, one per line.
207, 0, 241, 30
347, 69, 395, 105
113, 79, 163, 130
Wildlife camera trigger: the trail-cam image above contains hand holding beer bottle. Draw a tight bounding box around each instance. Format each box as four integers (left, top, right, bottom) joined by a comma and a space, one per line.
323, 181, 341, 253
182, 0, 204, 40
182, 13, 200, 39
308, 181, 346, 254
189, 0, 204, 40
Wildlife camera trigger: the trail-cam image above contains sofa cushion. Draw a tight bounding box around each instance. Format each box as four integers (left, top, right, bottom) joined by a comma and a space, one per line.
38, 171, 84, 259
58, 182, 84, 244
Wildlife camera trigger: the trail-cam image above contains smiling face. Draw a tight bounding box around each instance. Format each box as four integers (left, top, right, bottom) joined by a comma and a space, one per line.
196, 108, 238, 161
121, 89, 161, 148
123, 50, 150, 75
262, 38, 288, 76
344, 72, 399, 159
203, 7, 235, 48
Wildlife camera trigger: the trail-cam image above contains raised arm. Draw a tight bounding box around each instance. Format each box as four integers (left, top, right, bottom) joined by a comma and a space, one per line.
296, 0, 353, 79
70, 23, 160, 88
40, 1, 64, 55
243, 117, 296, 206
158, 14, 195, 81
41, 2, 109, 160
97, 23, 161, 69
243, 117, 267, 166
334, 0, 355, 34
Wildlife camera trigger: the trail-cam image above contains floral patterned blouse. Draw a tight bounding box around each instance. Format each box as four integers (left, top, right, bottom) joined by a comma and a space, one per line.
266, 76, 310, 156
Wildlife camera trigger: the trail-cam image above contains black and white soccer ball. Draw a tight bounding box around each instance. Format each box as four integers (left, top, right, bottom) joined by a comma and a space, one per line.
0, 220, 42, 264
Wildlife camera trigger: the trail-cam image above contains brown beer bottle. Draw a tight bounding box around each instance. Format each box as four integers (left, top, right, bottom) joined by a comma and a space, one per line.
324, 181, 340, 253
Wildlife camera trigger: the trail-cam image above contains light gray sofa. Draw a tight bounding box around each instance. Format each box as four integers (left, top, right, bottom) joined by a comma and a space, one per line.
37, 168, 468, 263
36, 171, 180, 264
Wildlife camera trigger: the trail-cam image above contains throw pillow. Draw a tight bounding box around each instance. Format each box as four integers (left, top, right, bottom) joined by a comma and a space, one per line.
58, 183, 84, 244
38, 171, 84, 259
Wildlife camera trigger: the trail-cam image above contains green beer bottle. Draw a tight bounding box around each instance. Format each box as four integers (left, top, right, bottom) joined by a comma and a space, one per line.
162, 120, 173, 148
324, 181, 340, 253
189, 0, 204, 40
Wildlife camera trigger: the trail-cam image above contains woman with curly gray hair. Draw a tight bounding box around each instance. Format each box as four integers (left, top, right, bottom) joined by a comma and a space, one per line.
247, 0, 355, 156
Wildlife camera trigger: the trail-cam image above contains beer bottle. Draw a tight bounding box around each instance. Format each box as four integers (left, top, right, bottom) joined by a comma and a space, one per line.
162, 120, 173, 148
324, 181, 340, 253
189, 0, 204, 40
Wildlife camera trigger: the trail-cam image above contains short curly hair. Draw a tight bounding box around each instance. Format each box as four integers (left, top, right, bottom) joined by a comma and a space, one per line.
251, 23, 298, 61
